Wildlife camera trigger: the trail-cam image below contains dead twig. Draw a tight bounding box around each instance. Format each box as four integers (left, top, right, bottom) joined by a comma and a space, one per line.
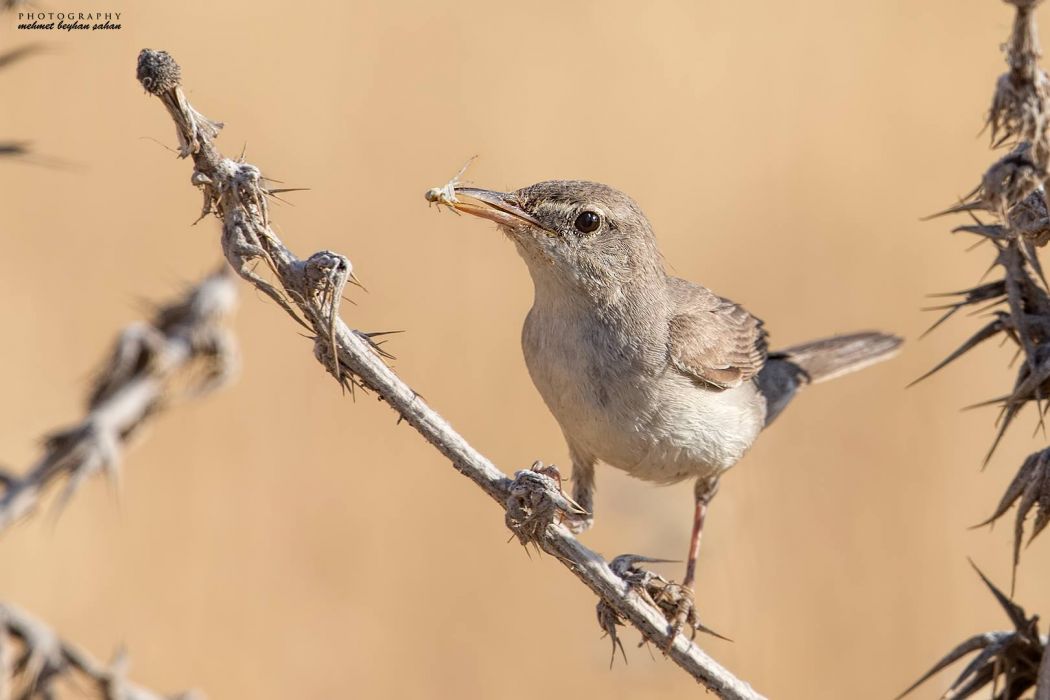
0, 603, 199, 700
135, 47, 765, 700
0, 268, 238, 534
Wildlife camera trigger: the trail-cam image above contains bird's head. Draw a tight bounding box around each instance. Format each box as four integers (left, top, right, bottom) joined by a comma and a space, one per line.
451, 180, 665, 299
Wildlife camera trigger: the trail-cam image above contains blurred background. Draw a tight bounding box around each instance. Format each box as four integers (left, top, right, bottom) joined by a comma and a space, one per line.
0, 1, 1046, 698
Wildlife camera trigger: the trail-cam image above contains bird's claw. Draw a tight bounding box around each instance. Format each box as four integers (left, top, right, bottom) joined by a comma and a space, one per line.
606, 554, 729, 655
655, 582, 730, 651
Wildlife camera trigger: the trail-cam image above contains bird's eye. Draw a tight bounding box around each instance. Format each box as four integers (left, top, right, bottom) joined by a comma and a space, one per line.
574, 211, 601, 233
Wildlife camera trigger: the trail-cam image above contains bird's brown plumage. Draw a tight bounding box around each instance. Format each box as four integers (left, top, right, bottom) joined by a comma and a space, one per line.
666, 277, 769, 390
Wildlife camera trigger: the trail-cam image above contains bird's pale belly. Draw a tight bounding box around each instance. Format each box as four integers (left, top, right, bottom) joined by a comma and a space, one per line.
525, 345, 767, 485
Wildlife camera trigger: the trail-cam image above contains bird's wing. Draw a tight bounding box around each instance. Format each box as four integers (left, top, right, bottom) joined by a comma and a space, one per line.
666, 277, 768, 389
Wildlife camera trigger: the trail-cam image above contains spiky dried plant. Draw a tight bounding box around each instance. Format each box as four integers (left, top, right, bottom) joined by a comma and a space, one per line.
0, 268, 238, 533
907, 1, 1050, 697
0, 603, 199, 699
920, 0, 1050, 571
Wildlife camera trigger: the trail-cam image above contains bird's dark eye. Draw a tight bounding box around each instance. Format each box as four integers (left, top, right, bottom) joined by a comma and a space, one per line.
574, 211, 601, 233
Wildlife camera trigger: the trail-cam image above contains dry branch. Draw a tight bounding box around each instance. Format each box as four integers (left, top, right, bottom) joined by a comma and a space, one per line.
134, 47, 765, 700
0, 268, 238, 534
0, 603, 198, 700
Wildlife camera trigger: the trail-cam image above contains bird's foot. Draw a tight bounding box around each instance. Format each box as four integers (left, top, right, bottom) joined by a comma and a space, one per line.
607, 555, 729, 654
505, 462, 588, 546
654, 583, 729, 651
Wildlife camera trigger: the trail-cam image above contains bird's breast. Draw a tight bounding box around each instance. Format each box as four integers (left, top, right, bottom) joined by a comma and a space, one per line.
521, 302, 765, 484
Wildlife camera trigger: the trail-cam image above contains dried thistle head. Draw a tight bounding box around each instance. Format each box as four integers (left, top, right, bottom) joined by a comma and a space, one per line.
504, 462, 586, 546
135, 49, 181, 96
991, 0, 1050, 148
981, 144, 1045, 215
990, 72, 1050, 148
136, 48, 223, 158
1008, 188, 1050, 244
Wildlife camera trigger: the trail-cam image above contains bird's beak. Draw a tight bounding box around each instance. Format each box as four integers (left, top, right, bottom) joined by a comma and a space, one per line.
452, 187, 547, 230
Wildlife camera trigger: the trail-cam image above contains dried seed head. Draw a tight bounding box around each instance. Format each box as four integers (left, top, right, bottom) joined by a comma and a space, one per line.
504, 463, 586, 546
1008, 186, 1050, 229
981, 143, 1044, 214
136, 49, 181, 95
989, 70, 1050, 145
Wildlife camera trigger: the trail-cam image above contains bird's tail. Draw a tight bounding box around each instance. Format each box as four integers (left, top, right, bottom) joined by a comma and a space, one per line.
757, 331, 902, 426
775, 331, 902, 384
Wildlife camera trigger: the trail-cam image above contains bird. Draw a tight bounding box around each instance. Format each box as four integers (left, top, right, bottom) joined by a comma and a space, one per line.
440, 179, 901, 604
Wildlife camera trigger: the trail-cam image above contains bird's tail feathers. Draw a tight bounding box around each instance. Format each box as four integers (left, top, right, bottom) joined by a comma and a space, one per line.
774, 331, 902, 385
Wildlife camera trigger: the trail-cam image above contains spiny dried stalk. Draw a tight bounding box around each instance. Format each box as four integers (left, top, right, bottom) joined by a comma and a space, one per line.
911, 4, 1050, 698
0, 268, 238, 534
920, 0, 1050, 569
0, 603, 199, 700
136, 47, 765, 700
898, 565, 1046, 700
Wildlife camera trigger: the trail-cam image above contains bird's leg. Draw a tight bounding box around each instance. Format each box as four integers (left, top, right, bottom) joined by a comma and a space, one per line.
682, 475, 719, 590
564, 445, 596, 534
661, 475, 721, 648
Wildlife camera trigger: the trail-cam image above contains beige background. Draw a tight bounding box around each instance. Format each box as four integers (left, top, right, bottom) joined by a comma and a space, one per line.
1, 1, 1047, 698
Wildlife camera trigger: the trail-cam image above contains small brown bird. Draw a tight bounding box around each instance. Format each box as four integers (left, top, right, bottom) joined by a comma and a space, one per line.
441, 179, 900, 603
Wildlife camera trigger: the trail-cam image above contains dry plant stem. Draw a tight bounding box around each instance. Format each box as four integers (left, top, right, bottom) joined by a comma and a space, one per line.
908, 2, 1050, 698
135, 48, 765, 700
0, 603, 197, 699
0, 269, 237, 534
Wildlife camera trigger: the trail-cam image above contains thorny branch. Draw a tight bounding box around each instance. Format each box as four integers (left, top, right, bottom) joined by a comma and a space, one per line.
0, 268, 238, 534
134, 47, 765, 700
0, 603, 198, 700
